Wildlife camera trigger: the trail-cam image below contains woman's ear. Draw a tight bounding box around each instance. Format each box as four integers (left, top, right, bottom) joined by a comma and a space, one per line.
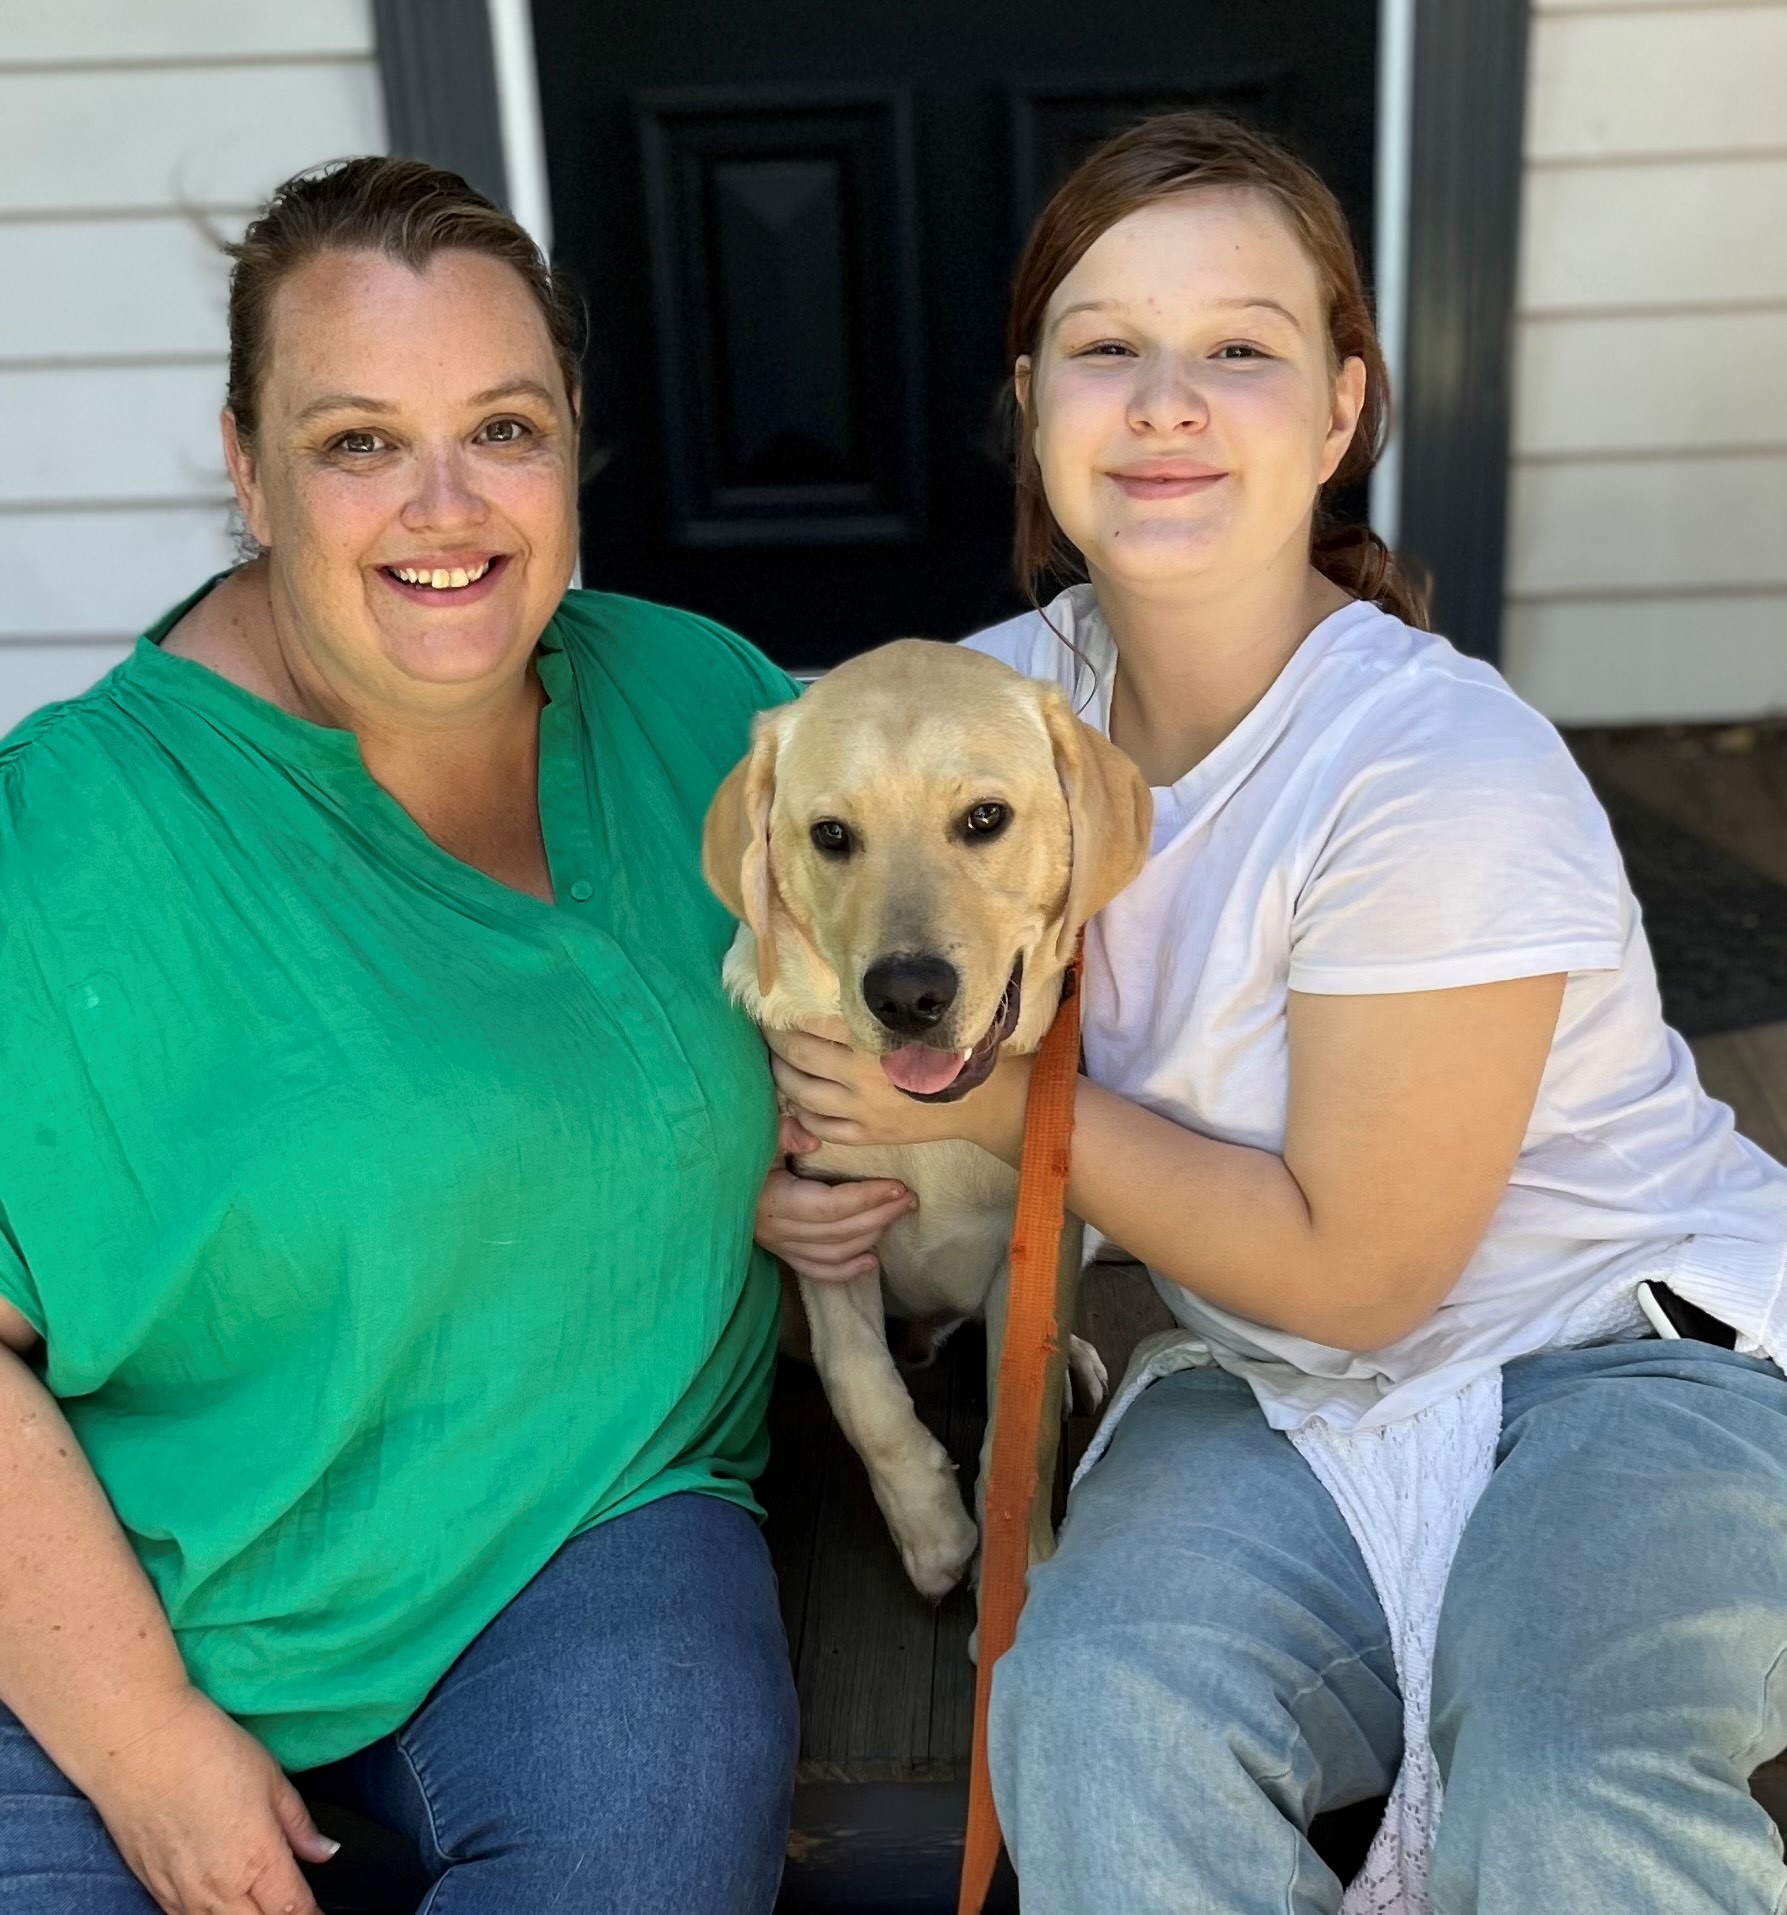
1039, 687, 1153, 967
221, 409, 273, 549
701, 711, 786, 997
1319, 356, 1368, 486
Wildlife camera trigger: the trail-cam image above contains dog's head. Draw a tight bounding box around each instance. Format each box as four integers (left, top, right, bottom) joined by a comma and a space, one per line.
702, 640, 1151, 1101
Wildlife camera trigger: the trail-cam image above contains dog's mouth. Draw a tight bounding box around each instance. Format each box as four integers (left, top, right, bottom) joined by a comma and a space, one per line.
879, 959, 1023, 1104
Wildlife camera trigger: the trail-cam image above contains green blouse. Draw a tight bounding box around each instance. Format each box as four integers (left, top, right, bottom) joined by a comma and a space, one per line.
0, 582, 796, 1769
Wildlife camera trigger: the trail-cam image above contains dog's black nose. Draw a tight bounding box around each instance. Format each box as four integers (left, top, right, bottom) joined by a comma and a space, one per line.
862, 954, 959, 1037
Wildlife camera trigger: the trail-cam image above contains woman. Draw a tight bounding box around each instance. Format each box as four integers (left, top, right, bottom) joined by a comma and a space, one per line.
768, 115, 1787, 1913
0, 157, 813, 1914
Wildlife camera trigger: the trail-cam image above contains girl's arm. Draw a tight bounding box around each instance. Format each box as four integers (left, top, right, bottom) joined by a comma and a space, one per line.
766, 970, 1565, 1350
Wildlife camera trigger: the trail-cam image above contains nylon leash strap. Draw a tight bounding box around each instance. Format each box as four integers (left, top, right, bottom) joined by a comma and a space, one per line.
957, 950, 1082, 1915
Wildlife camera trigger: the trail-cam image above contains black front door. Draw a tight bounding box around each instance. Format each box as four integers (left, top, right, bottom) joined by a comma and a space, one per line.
532, 1, 1376, 672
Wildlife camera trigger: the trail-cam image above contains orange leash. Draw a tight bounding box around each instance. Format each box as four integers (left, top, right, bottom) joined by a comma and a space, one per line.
957, 953, 1082, 1915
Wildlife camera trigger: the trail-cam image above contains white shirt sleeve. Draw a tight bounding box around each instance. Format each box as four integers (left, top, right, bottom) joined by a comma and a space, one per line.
1287, 681, 1627, 995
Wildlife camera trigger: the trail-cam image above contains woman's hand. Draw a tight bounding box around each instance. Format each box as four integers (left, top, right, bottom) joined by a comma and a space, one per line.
85, 1686, 337, 1915
755, 1112, 916, 1282
765, 1018, 1033, 1164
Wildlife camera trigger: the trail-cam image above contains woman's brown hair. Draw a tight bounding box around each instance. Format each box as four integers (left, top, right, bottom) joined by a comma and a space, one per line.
1007, 112, 1429, 628
223, 156, 583, 455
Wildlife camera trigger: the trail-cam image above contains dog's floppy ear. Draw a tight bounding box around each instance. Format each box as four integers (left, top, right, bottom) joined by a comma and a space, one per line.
1039, 687, 1153, 966
701, 711, 786, 997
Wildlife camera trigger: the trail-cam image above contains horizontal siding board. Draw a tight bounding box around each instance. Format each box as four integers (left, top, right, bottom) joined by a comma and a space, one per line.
1504, 592, 1787, 723
0, 364, 228, 504
0, 506, 236, 640
1512, 308, 1787, 455
0, 61, 384, 216
3, 1, 373, 65
1528, 6, 1787, 161
1508, 451, 1787, 595
0, 218, 233, 360
1519, 157, 1787, 311
0, 642, 136, 739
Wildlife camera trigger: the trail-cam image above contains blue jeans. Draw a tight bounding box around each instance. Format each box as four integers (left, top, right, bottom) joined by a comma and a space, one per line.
0, 1493, 797, 1913
990, 1341, 1787, 1914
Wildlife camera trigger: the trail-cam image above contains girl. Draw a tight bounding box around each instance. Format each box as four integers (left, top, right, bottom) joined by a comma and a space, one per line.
765, 114, 1787, 1915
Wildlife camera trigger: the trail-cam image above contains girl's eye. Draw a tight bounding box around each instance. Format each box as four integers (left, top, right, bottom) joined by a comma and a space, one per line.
1075, 341, 1135, 358
480, 417, 534, 445
1214, 343, 1269, 361
332, 430, 386, 456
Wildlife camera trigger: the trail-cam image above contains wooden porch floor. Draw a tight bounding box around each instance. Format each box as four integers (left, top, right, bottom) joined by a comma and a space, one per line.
764, 720, 1787, 1904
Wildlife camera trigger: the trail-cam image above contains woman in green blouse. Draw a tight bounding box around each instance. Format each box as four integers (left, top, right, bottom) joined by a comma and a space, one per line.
0, 158, 888, 1915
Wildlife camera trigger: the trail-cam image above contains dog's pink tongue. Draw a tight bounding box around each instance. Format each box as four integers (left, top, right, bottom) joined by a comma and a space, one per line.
881, 1045, 967, 1095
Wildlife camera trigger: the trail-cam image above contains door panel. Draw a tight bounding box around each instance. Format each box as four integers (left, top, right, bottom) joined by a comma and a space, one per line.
639, 89, 926, 549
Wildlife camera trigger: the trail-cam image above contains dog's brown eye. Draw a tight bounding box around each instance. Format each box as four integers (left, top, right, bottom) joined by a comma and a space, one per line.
811, 818, 854, 858
964, 802, 1010, 839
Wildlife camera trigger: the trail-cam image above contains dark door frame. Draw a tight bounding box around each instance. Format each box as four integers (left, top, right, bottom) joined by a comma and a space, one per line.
374, 0, 1530, 664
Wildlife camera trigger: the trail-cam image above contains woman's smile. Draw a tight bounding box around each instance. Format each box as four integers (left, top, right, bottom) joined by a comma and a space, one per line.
376, 550, 512, 605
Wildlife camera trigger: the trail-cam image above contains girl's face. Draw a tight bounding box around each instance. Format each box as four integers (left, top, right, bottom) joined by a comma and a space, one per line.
225, 248, 580, 705
1021, 187, 1364, 598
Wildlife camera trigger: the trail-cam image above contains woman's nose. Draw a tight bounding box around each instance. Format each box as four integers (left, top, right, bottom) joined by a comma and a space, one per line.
402, 446, 490, 529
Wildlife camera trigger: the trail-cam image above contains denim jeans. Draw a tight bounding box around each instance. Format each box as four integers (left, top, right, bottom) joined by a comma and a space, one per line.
990, 1340, 1787, 1915
0, 1492, 798, 1914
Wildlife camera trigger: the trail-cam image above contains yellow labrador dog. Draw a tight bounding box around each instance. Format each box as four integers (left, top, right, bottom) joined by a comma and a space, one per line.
703, 640, 1150, 1600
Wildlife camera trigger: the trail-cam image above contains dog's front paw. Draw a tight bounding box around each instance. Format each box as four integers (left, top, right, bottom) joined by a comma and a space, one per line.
897, 1498, 979, 1601
1066, 1333, 1109, 1415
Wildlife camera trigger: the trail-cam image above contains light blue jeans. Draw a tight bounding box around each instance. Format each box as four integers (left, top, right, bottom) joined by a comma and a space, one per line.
990, 1340, 1787, 1914
0, 1492, 797, 1913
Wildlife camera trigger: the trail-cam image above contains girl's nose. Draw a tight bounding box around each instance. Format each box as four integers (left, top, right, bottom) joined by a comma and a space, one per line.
1128, 363, 1210, 436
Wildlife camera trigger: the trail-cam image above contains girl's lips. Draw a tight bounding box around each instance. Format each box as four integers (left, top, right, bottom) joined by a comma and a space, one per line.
377, 554, 511, 606
1109, 472, 1227, 499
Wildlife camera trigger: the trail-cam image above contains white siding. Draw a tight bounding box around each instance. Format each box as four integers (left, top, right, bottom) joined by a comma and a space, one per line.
0, 1, 383, 738
0, 65, 384, 217
1504, 2, 1787, 723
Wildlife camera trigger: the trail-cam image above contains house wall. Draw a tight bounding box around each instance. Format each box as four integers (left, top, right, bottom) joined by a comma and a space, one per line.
1503, 0, 1787, 724
0, 1, 384, 736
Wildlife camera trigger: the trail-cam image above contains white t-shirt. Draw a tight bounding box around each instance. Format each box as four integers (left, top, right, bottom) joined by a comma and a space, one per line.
966, 584, 1787, 1431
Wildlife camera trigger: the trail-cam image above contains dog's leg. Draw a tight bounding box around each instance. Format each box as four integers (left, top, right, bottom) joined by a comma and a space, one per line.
799, 1270, 979, 1600
1066, 1332, 1108, 1415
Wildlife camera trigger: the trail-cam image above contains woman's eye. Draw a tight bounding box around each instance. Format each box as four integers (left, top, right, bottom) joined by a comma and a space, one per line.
332, 430, 385, 456
810, 819, 854, 858
480, 417, 534, 445
1214, 343, 1268, 361
964, 802, 1010, 839
1075, 341, 1135, 358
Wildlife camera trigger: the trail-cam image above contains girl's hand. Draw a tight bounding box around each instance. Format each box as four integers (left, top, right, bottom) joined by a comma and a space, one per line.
765, 1019, 1032, 1163
84, 1686, 335, 1915
755, 1113, 916, 1282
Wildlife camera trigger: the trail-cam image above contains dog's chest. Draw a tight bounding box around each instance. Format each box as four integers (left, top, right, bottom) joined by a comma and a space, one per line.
797, 1139, 1018, 1316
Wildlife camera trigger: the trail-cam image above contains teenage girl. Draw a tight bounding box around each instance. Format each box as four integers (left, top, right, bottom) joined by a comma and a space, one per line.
761, 114, 1787, 1915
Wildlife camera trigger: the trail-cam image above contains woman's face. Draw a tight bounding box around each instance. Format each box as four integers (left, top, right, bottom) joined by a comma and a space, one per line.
1021, 187, 1364, 597
225, 248, 579, 701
